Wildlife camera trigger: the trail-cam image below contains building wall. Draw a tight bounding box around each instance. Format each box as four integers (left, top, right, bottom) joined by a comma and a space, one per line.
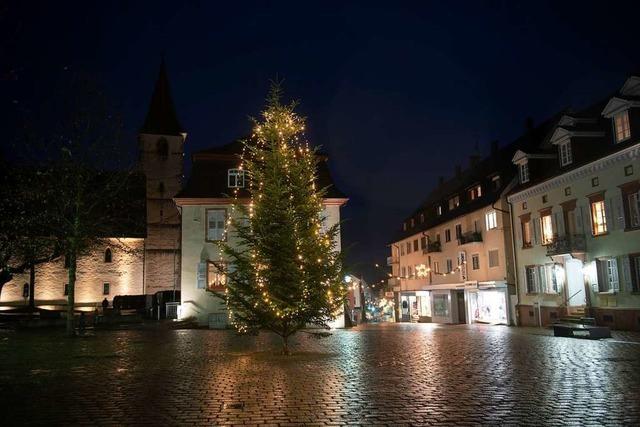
391, 202, 513, 293
510, 144, 640, 329
179, 203, 342, 326
0, 238, 144, 307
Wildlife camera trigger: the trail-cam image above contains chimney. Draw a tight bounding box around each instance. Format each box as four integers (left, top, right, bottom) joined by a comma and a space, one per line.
455, 164, 462, 177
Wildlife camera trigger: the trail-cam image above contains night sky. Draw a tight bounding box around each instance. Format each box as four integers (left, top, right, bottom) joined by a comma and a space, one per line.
2, 1, 640, 282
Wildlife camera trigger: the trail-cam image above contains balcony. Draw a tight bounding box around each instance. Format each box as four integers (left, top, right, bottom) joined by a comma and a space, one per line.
387, 256, 399, 266
422, 240, 441, 253
546, 234, 586, 256
458, 231, 482, 245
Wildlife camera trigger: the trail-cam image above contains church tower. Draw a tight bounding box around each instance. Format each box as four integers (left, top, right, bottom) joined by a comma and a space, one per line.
139, 59, 185, 295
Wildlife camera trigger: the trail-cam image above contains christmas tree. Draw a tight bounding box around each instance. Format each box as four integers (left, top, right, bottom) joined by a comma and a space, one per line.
219, 83, 345, 355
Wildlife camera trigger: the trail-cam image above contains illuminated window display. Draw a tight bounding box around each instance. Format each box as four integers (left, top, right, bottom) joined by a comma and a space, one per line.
470, 290, 507, 324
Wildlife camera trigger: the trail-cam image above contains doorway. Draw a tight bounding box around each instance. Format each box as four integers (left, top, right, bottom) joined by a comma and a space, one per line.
565, 258, 586, 312
456, 291, 466, 324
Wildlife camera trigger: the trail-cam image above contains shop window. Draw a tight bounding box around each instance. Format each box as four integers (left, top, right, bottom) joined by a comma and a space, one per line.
433, 294, 449, 317
589, 196, 607, 236
104, 248, 112, 263
103, 283, 110, 295
472, 254, 480, 270
488, 250, 499, 268
613, 110, 631, 143
207, 261, 227, 291
485, 211, 497, 230
206, 209, 226, 241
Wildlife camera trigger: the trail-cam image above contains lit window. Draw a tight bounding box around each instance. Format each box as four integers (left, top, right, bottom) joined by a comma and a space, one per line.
614, 111, 631, 143
448, 195, 460, 210
521, 218, 532, 248
485, 211, 497, 230
541, 214, 554, 244
436, 205, 442, 216
468, 184, 482, 200
558, 141, 572, 166
488, 249, 499, 268
206, 209, 226, 241
519, 162, 529, 184
207, 261, 227, 291
228, 169, 245, 188
472, 254, 480, 270
590, 199, 607, 236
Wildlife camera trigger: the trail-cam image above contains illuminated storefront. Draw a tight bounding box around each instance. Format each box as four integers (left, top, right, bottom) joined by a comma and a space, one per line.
467, 283, 509, 325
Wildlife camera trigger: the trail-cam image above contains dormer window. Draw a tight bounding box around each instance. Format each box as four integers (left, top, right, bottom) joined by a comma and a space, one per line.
491, 175, 501, 190
227, 169, 245, 188
410, 218, 415, 228
420, 213, 425, 223
436, 205, 442, 216
558, 141, 572, 166
468, 184, 482, 200
614, 110, 631, 143
448, 195, 460, 210
519, 162, 530, 184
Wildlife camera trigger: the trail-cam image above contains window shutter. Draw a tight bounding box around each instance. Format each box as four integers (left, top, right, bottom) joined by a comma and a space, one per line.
605, 198, 614, 231
613, 193, 626, 230
197, 262, 206, 289
621, 256, 633, 293
575, 206, 584, 234
533, 217, 541, 245
611, 259, 620, 292
595, 260, 606, 292
554, 210, 565, 237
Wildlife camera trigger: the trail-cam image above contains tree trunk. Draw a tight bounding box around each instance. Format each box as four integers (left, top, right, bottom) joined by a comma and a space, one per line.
65, 251, 76, 337
29, 264, 35, 310
282, 335, 290, 356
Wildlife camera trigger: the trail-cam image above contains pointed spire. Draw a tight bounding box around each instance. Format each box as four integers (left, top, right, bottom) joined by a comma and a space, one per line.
140, 58, 184, 136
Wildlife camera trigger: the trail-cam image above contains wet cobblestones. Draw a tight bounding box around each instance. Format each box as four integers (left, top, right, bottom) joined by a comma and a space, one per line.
1, 323, 639, 425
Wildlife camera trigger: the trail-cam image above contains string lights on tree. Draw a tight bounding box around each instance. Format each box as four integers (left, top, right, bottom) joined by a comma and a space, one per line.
215, 81, 345, 355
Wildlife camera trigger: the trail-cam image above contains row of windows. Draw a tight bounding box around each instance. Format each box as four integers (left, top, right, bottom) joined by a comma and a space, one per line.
519, 186, 640, 248
399, 249, 500, 278
403, 176, 501, 231
399, 211, 498, 256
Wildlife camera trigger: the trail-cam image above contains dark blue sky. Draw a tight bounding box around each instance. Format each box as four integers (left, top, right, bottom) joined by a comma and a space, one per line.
2, 1, 639, 282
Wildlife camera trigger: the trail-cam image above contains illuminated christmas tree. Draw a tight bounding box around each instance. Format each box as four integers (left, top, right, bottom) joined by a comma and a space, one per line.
219, 83, 345, 355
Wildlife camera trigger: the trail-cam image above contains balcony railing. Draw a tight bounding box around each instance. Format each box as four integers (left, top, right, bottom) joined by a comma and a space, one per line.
387, 256, 399, 266
546, 234, 586, 256
458, 231, 482, 245
423, 240, 442, 253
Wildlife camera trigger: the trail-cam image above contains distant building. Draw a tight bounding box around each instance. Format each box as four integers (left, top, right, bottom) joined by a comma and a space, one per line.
0, 61, 184, 309
174, 142, 348, 327
508, 76, 640, 330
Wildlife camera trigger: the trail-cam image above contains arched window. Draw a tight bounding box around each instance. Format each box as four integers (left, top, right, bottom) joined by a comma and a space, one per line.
156, 138, 169, 160
104, 248, 112, 263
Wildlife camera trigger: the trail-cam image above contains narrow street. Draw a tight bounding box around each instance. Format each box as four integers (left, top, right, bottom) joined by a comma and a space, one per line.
1, 323, 639, 425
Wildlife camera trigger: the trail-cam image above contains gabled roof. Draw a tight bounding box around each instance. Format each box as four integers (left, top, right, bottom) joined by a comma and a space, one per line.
601, 96, 640, 118
140, 59, 185, 137
621, 76, 640, 97
176, 140, 347, 200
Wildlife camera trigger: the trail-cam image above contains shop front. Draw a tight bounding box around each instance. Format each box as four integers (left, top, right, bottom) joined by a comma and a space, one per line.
399, 291, 432, 322
466, 282, 510, 325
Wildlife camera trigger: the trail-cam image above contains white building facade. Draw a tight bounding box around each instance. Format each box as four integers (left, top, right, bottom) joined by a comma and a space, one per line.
508, 76, 640, 331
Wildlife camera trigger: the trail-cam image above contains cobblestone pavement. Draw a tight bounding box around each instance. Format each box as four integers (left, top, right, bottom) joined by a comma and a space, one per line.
1, 323, 640, 426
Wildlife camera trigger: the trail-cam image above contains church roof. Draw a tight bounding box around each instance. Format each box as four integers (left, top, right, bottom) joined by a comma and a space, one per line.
140, 59, 185, 136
